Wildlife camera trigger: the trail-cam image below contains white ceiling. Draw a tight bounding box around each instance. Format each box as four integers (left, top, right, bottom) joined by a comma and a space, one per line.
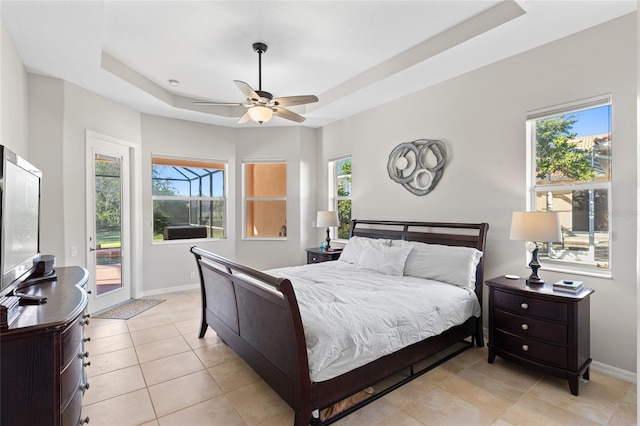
1, 1, 636, 128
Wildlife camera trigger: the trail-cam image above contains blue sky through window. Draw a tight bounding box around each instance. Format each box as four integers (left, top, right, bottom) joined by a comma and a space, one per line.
570, 104, 611, 137
153, 165, 224, 197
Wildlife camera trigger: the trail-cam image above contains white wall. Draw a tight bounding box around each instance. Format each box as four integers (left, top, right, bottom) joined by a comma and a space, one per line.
0, 21, 27, 156
320, 14, 637, 374
27, 75, 65, 259
141, 114, 236, 293
235, 126, 317, 269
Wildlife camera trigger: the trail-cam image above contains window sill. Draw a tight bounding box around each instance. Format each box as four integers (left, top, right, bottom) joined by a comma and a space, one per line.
541, 262, 612, 279
152, 237, 226, 245
241, 237, 287, 241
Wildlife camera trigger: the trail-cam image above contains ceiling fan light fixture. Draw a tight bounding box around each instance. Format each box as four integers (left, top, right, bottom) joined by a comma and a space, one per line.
248, 105, 273, 124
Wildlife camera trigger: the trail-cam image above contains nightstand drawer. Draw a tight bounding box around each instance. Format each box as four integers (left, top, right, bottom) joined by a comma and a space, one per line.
495, 329, 567, 367
308, 252, 333, 263
495, 309, 567, 344
305, 248, 342, 264
494, 289, 567, 322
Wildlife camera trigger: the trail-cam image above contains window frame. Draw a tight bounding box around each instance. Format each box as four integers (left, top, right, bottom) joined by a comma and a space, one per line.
526, 94, 612, 278
328, 155, 352, 241
151, 154, 227, 243
242, 160, 288, 240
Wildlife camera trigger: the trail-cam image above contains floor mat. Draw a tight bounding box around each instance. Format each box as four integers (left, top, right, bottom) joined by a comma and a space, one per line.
93, 298, 165, 320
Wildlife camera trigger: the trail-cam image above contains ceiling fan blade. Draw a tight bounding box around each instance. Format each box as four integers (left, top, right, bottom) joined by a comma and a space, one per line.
273, 107, 305, 123
272, 95, 319, 107
238, 111, 251, 124
234, 80, 260, 101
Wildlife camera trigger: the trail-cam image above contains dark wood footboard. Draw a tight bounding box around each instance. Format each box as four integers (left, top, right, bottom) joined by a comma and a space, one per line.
192, 220, 488, 425
191, 247, 312, 423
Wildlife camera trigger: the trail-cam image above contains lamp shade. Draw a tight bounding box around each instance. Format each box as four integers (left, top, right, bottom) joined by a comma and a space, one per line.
247, 106, 273, 124
316, 211, 339, 227
510, 211, 562, 242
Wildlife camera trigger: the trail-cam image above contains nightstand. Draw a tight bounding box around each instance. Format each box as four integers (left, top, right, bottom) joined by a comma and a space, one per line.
486, 275, 594, 396
305, 247, 342, 264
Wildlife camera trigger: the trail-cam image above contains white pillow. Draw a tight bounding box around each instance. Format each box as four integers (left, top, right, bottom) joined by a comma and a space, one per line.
356, 244, 413, 276
338, 236, 392, 264
392, 240, 483, 289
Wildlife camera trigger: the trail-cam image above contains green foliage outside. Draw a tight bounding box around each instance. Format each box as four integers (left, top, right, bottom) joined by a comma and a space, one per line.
337, 159, 352, 239
535, 115, 595, 184
95, 161, 122, 233
151, 166, 225, 240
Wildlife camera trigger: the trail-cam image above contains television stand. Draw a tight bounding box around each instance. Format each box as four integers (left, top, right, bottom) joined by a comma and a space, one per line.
0, 266, 90, 426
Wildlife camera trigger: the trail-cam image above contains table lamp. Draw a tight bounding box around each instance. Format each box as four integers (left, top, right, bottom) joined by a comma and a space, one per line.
316, 211, 339, 250
510, 211, 562, 285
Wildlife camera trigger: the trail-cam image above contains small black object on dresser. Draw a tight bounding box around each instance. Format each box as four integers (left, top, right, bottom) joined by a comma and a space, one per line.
305, 247, 342, 264
486, 275, 594, 396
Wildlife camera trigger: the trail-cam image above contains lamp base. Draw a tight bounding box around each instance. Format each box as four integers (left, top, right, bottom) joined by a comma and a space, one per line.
325, 227, 331, 250
526, 276, 545, 286
527, 247, 544, 286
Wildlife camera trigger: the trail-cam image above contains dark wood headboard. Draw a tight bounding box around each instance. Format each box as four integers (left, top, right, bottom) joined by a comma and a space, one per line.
348, 219, 489, 302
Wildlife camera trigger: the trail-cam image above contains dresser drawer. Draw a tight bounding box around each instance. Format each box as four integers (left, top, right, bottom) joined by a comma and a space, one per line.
495, 329, 567, 368
494, 309, 567, 345
60, 356, 82, 410
61, 317, 83, 369
61, 386, 83, 426
494, 289, 567, 322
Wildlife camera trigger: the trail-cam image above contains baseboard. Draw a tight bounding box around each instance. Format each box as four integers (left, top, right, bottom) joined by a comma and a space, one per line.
140, 283, 199, 298
590, 361, 637, 384
482, 327, 636, 384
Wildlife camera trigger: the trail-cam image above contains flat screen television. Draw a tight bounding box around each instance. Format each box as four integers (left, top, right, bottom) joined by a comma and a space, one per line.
0, 145, 42, 297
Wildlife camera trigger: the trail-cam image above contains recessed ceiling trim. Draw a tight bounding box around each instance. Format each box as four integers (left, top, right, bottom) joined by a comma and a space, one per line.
309, 0, 526, 113
101, 51, 242, 119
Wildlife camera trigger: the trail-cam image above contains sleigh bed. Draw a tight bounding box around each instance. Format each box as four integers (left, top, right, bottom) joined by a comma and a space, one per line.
191, 219, 489, 425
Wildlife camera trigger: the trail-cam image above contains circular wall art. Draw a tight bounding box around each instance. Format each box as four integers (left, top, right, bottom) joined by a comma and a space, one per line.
387, 139, 448, 196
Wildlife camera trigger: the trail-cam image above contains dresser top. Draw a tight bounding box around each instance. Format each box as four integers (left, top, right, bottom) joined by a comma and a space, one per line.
1, 266, 89, 338
486, 275, 595, 300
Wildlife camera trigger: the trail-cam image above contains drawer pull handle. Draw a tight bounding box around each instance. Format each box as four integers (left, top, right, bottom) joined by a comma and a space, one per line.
80, 382, 90, 393
79, 351, 90, 359
521, 324, 529, 330
83, 337, 91, 343
80, 317, 90, 326
520, 303, 528, 310
522, 344, 529, 351
78, 416, 90, 425
84, 361, 91, 368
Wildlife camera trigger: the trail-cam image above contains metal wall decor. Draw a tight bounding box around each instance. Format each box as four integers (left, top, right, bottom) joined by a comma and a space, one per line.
387, 139, 448, 196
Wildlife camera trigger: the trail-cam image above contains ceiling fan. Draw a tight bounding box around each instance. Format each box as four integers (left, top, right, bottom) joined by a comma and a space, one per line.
194, 42, 318, 124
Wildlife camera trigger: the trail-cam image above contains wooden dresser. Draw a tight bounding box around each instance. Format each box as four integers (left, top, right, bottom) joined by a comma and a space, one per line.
486, 275, 594, 396
0, 266, 90, 425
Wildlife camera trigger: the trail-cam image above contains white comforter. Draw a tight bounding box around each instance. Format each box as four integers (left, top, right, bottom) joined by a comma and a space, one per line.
267, 261, 481, 382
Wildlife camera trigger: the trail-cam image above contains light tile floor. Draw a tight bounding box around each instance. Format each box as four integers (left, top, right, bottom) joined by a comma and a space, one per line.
83, 289, 637, 426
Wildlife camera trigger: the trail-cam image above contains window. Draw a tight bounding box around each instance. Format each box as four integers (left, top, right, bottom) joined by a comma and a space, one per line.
527, 95, 611, 275
329, 156, 352, 239
152, 156, 226, 241
244, 162, 287, 238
